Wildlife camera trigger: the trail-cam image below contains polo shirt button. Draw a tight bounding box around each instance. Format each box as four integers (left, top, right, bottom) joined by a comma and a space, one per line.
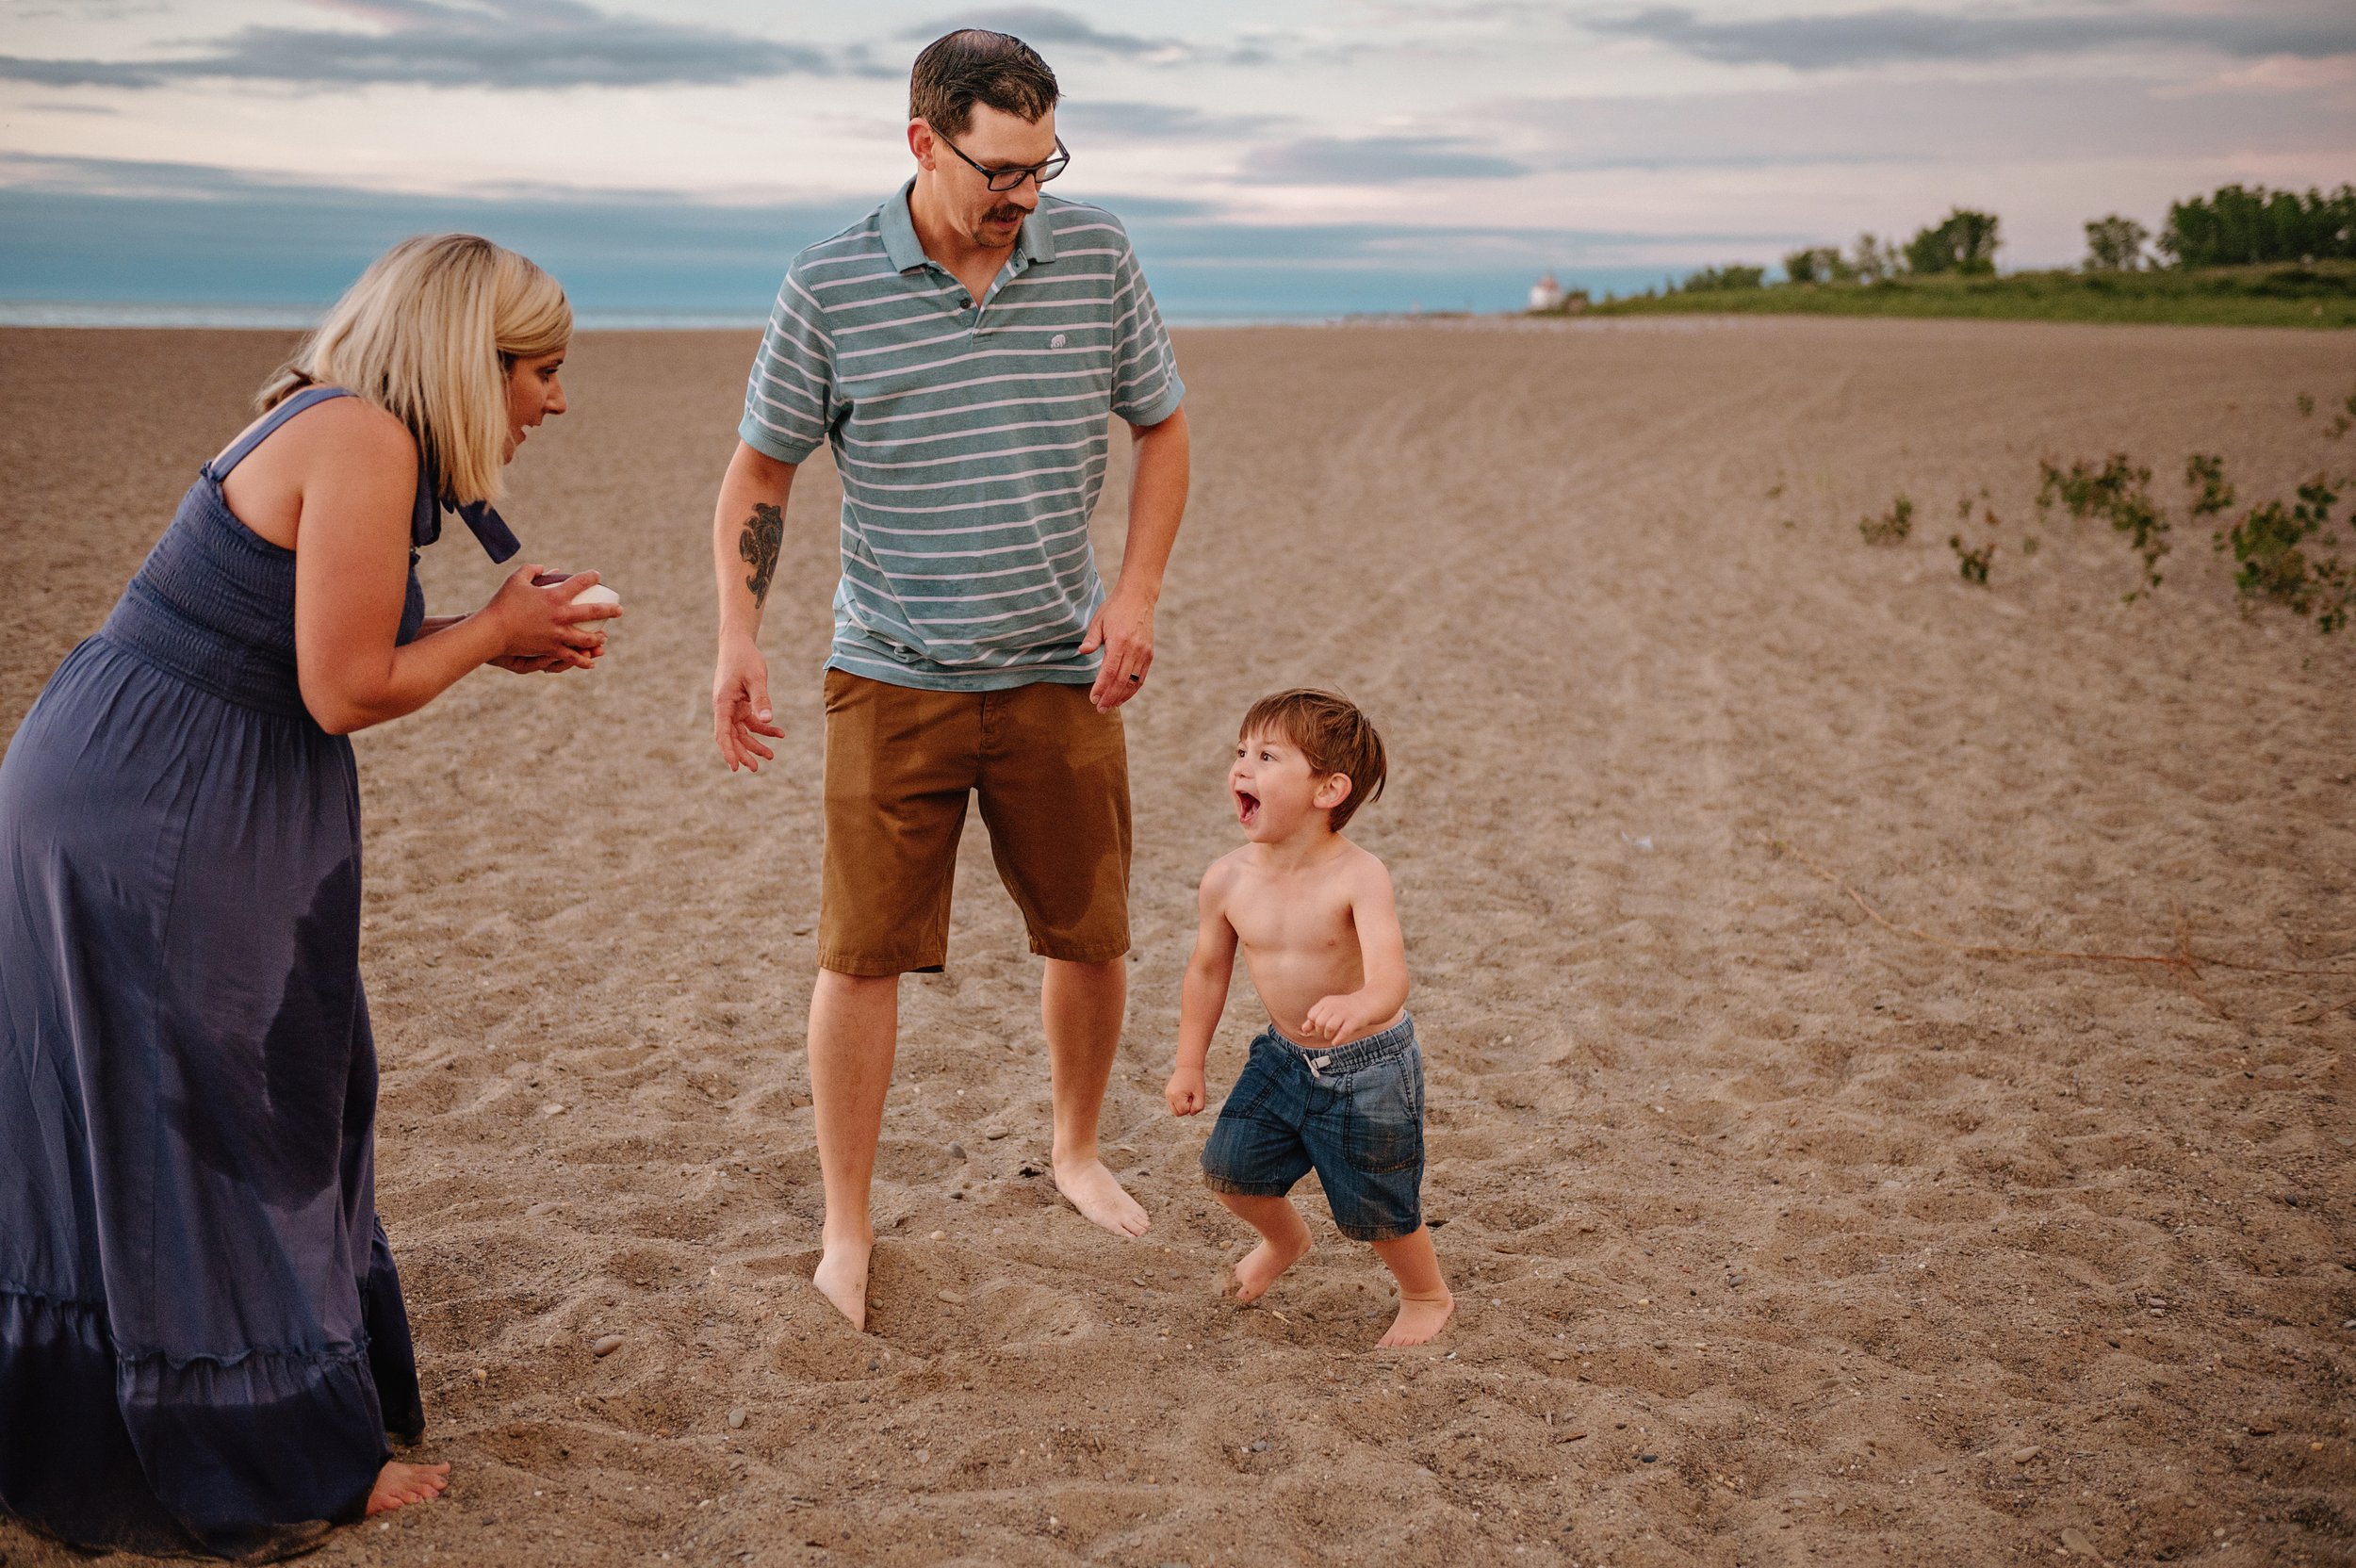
1050, 333, 1068, 349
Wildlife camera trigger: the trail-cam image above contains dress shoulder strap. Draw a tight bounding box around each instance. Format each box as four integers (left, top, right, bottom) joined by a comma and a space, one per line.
204, 385, 354, 482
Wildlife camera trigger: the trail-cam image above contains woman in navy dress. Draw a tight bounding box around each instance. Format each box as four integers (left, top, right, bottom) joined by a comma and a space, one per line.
0, 234, 618, 1560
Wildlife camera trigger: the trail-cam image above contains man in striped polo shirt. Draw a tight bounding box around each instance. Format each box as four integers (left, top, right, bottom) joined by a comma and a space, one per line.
708, 29, 1191, 1329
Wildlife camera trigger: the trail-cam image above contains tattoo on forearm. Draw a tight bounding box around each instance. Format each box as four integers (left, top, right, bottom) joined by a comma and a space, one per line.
739, 503, 783, 606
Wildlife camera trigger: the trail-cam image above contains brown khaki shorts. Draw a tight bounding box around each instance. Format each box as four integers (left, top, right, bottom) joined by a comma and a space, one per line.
818, 669, 1131, 975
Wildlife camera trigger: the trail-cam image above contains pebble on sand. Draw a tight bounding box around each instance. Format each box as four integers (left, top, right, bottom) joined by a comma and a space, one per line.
2060, 1527, 2097, 1556
948, 1143, 966, 1160
728, 1408, 747, 1429
2010, 1446, 2043, 1463
592, 1334, 625, 1357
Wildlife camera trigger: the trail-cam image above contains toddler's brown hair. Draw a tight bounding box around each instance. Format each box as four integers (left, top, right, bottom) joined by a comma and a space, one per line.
1239, 689, 1387, 831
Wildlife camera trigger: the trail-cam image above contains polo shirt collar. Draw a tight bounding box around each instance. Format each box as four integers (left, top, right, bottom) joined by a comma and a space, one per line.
880, 178, 1059, 274
881, 179, 927, 273
1018, 202, 1057, 265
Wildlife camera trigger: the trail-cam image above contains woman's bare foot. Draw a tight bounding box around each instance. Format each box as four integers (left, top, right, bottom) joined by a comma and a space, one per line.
813, 1233, 873, 1331
365, 1460, 450, 1516
1378, 1289, 1455, 1347
1052, 1155, 1151, 1237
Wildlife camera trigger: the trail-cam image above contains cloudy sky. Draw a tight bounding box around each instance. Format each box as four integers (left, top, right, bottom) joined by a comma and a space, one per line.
3, 0, 2352, 317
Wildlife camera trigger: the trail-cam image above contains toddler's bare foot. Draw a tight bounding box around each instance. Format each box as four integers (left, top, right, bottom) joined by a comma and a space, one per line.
813, 1233, 873, 1331
1378, 1288, 1454, 1347
365, 1460, 450, 1516
1053, 1155, 1150, 1237
1230, 1228, 1311, 1304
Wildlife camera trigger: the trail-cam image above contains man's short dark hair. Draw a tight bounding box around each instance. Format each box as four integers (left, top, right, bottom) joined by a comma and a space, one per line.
909, 29, 1059, 138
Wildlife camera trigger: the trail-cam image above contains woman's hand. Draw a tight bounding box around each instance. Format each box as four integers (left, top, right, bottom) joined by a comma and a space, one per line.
486, 564, 618, 670
427, 610, 569, 672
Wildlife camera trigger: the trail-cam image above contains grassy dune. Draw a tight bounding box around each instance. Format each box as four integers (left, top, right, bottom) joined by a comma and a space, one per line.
1572, 261, 2356, 328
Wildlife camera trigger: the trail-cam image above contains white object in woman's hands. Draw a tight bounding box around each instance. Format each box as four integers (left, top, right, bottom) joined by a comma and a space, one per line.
532, 569, 621, 608
530, 569, 621, 641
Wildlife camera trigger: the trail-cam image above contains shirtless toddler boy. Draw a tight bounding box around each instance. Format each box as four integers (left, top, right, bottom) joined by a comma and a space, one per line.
1165, 690, 1453, 1347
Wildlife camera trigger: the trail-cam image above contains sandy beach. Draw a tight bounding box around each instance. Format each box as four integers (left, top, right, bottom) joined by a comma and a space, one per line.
2, 318, 2352, 1567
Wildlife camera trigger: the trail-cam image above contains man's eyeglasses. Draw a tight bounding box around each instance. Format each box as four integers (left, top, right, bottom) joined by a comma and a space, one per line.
932, 128, 1071, 192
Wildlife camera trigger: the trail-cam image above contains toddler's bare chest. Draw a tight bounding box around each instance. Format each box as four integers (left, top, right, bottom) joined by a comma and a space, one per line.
1232, 890, 1357, 961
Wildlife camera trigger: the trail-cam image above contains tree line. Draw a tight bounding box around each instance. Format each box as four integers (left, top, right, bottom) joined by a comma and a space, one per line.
1671, 183, 2356, 294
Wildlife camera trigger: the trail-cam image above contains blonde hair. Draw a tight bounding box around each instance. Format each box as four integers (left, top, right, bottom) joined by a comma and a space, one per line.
259, 234, 570, 506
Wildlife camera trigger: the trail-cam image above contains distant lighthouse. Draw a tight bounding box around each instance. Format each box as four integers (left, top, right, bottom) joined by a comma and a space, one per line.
1528, 272, 1565, 312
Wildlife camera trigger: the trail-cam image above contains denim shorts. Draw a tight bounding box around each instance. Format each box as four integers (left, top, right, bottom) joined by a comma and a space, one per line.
1200, 1015, 1425, 1242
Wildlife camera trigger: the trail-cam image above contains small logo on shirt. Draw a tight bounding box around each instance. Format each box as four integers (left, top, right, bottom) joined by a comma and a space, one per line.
1049, 333, 1068, 349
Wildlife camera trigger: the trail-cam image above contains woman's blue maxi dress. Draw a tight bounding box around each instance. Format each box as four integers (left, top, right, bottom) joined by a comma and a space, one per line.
0, 386, 517, 1560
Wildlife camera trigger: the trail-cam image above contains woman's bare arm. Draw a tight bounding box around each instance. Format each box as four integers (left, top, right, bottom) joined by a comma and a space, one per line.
288, 404, 612, 734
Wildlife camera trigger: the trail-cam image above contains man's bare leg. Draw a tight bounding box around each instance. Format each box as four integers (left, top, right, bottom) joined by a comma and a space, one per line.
808, 968, 899, 1329
1213, 1189, 1311, 1302
1370, 1225, 1454, 1347
1042, 956, 1149, 1236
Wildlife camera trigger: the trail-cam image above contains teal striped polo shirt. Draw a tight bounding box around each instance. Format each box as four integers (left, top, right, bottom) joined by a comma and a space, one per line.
738, 181, 1186, 691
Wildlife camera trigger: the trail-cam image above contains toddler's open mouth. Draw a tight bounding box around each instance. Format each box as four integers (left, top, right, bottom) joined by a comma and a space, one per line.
1235, 788, 1260, 826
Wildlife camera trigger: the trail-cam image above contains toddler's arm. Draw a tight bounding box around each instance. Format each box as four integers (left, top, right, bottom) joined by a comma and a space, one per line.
1301, 858, 1410, 1042
1167, 866, 1239, 1115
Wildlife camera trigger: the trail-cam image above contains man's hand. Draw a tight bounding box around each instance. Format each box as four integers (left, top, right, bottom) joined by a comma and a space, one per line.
712, 633, 784, 773
1080, 591, 1155, 712
1165, 1066, 1206, 1117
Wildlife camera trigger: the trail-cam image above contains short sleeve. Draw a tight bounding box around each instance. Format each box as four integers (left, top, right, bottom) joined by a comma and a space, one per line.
737, 265, 836, 464
1105, 228, 1185, 428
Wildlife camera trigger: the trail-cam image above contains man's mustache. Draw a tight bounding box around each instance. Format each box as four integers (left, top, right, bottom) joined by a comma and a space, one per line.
986, 204, 1027, 224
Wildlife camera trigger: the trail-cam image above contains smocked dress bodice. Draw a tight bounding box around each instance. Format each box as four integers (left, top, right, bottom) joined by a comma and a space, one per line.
97, 384, 519, 721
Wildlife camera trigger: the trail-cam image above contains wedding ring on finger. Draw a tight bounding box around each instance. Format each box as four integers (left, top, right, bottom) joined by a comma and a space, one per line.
1127, 672, 1143, 683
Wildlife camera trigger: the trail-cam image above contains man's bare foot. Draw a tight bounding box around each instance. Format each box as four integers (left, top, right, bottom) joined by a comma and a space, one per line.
1378, 1289, 1455, 1348
1230, 1228, 1312, 1304
365, 1460, 450, 1516
813, 1233, 873, 1331
1052, 1155, 1150, 1237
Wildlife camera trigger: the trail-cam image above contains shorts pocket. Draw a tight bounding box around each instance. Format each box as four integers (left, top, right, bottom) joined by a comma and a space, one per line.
1340, 1049, 1423, 1175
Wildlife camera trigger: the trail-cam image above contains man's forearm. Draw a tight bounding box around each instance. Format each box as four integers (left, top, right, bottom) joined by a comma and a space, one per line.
712, 441, 799, 641
1113, 407, 1189, 604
